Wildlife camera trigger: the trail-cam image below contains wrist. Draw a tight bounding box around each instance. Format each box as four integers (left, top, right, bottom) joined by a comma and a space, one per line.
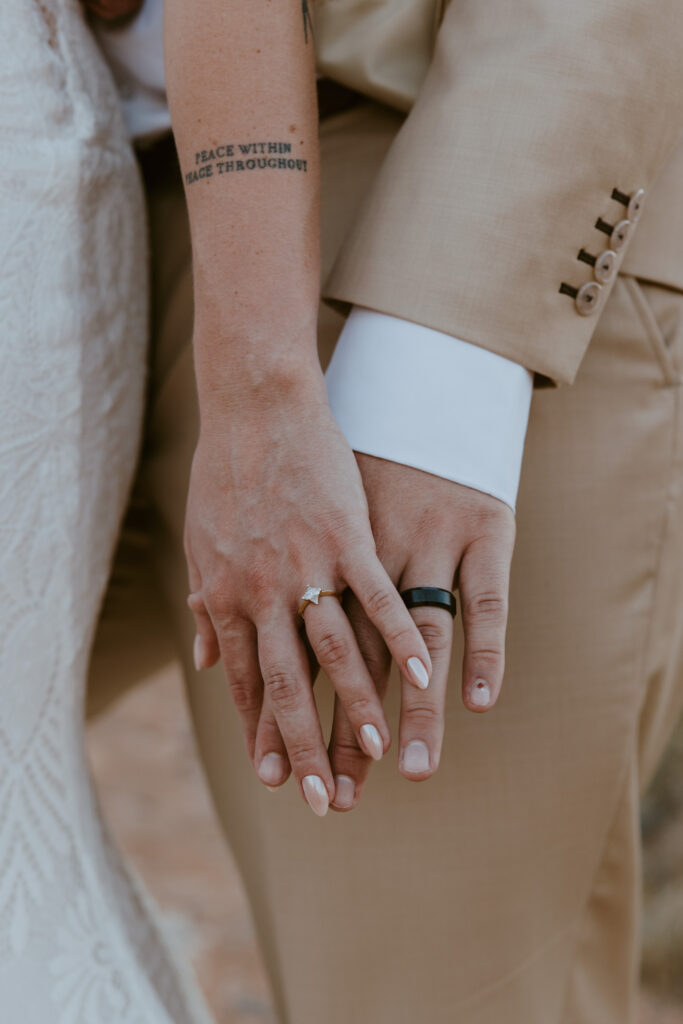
194, 310, 323, 402
196, 347, 327, 430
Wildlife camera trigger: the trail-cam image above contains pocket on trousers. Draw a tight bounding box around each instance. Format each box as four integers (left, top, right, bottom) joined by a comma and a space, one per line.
622, 275, 683, 388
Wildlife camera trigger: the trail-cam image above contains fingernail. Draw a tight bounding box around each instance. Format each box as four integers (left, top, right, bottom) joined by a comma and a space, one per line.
258, 752, 286, 787
193, 634, 205, 672
407, 656, 429, 689
360, 723, 384, 761
470, 679, 492, 708
332, 775, 356, 810
302, 775, 329, 817
401, 740, 430, 774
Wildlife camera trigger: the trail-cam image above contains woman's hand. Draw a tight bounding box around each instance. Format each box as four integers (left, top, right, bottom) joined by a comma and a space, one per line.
326, 454, 516, 812
185, 369, 432, 817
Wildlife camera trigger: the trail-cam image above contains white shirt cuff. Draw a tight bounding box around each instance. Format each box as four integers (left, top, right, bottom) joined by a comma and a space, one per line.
325, 307, 534, 512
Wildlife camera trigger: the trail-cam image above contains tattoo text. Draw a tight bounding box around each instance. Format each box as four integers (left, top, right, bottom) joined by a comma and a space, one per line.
185, 140, 308, 186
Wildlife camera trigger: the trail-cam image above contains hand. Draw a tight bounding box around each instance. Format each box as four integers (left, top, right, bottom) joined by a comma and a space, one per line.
327, 454, 516, 812
81, 0, 144, 26
185, 369, 432, 817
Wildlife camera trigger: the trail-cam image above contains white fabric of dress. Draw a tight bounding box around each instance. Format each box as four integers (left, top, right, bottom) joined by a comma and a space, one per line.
0, 2, 214, 1021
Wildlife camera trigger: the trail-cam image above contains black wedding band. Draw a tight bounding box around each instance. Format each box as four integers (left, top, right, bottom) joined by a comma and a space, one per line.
400, 586, 457, 618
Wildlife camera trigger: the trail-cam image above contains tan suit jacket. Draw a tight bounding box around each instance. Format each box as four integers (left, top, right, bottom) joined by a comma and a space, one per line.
312, 0, 683, 386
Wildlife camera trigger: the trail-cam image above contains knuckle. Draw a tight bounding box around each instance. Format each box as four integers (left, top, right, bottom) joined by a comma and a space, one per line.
416, 620, 450, 654
229, 680, 260, 715
364, 586, 395, 621
344, 694, 374, 720
203, 581, 232, 617
314, 630, 351, 668
187, 591, 206, 615
331, 734, 366, 759
263, 668, 300, 712
415, 506, 448, 538
464, 591, 508, 624
469, 645, 505, 659
469, 648, 505, 675
475, 505, 516, 544
320, 509, 355, 544
405, 701, 440, 726
245, 563, 276, 611
287, 739, 321, 766
338, 538, 376, 574
385, 622, 414, 650
211, 608, 243, 641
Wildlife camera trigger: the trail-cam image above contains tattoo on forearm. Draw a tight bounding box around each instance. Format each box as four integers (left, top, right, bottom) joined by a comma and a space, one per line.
184, 140, 308, 186
302, 0, 314, 44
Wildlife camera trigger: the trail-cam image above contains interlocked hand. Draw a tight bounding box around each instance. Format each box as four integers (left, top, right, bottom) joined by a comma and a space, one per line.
326, 454, 516, 811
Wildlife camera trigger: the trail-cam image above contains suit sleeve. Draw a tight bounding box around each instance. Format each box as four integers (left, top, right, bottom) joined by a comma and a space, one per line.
321, 0, 683, 386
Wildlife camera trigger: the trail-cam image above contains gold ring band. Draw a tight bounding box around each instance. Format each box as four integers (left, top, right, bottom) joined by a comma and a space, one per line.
297, 586, 342, 618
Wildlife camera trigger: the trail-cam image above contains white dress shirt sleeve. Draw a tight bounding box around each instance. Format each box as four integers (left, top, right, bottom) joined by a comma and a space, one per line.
324, 307, 534, 513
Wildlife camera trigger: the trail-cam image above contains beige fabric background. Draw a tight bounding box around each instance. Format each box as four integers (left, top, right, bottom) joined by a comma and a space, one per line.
86, 664, 683, 1023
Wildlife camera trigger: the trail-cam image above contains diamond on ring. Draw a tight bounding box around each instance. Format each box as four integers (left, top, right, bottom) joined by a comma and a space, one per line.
297, 586, 342, 619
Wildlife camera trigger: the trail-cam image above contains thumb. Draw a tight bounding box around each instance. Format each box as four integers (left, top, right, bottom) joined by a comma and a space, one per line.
185, 547, 220, 672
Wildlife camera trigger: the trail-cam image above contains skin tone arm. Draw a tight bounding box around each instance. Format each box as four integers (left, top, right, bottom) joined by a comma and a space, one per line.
164, 0, 432, 816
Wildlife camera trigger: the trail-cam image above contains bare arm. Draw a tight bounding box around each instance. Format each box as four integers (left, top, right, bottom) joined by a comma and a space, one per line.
165, 0, 321, 407
163, 0, 432, 815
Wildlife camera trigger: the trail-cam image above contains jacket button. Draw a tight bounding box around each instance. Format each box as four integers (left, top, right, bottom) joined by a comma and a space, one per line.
611, 219, 631, 251
594, 249, 617, 284
576, 281, 603, 316
627, 188, 645, 222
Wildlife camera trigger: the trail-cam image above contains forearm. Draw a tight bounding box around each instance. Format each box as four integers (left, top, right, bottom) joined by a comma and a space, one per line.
164, 0, 321, 409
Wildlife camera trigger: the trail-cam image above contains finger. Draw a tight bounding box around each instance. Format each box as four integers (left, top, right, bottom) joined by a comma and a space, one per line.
457, 525, 514, 713
253, 692, 292, 790
187, 591, 221, 670
303, 598, 390, 763
327, 597, 392, 811
257, 617, 334, 816
342, 549, 433, 692
185, 544, 220, 670
397, 560, 456, 781
209, 612, 265, 759
299, 624, 322, 686
326, 699, 366, 812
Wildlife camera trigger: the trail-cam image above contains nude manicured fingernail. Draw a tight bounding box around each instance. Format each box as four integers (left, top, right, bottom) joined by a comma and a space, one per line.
193, 635, 205, 672
407, 656, 429, 689
470, 679, 492, 707
332, 775, 356, 810
258, 752, 286, 787
401, 740, 430, 774
360, 723, 384, 761
302, 775, 329, 816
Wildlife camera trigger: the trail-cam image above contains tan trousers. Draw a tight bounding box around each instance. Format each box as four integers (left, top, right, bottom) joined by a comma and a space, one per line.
89, 101, 683, 1024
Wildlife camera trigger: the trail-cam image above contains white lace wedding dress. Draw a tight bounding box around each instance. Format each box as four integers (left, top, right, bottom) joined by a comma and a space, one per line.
0, 3, 214, 1021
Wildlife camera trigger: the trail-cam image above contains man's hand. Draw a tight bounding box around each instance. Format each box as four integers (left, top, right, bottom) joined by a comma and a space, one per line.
327, 454, 516, 811
185, 371, 432, 817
